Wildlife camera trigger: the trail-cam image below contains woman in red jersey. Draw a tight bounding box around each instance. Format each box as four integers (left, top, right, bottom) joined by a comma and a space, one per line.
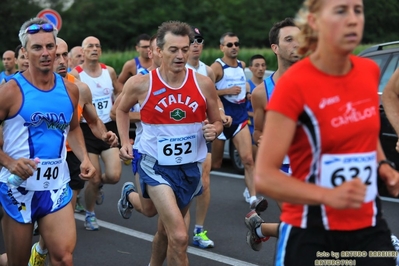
254, 0, 399, 265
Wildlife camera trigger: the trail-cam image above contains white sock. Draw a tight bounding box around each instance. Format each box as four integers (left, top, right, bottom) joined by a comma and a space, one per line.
249, 196, 257, 205
36, 243, 48, 255
256, 226, 266, 238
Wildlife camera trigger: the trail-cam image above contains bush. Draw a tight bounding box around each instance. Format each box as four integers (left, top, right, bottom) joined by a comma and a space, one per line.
100, 45, 373, 75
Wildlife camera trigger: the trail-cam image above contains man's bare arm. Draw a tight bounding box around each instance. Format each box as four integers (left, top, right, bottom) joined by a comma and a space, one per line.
252, 83, 267, 144
117, 60, 135, 85
110, 92, 141, 123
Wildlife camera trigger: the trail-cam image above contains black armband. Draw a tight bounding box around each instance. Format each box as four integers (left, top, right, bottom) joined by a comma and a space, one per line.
378, 159, 396, 174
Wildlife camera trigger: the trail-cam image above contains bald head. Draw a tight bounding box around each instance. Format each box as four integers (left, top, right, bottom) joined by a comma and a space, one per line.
56, 37, 68, 48
81, 36, 101, 62
69, 46, 84, 69
54, 38, 69, 77
82, 36, 100, 48
2, 50, 16, 72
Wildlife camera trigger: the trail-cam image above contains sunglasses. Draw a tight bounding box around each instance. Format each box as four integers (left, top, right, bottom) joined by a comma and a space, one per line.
225, 42, 240, 48
25, 23, 55, 34
191, 38, 204, 45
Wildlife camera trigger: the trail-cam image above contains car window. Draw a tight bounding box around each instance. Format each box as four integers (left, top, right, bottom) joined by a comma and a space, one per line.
379, 54, 399, 93
367, 54, 391, 70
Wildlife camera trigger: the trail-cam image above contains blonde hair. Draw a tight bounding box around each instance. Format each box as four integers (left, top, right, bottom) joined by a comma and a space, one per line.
295, 0, 324, 56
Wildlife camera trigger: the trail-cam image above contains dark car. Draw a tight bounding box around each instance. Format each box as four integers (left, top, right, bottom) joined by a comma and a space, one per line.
358, 41, 399, 199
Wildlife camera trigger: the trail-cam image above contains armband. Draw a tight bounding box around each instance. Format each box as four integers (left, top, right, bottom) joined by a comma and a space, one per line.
378, 159, 396, 174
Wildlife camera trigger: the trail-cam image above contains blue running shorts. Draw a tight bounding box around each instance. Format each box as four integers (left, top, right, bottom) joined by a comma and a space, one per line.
138, 154, 203, 209
0, 182, 72, 223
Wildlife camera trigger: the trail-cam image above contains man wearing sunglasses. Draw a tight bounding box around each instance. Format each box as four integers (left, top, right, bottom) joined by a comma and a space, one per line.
184, 26, 233, 249
211, 32, 267, 213
70, 36, 123, 231
0, 17, 95, 266
118, 34, 152, 85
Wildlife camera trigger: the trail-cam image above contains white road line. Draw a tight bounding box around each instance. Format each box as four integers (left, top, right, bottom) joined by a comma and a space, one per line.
210, 171, 244, 179
75, 214, 258, 266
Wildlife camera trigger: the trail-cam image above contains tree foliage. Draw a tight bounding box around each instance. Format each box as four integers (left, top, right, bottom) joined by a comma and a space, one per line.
0, 0, 398, 54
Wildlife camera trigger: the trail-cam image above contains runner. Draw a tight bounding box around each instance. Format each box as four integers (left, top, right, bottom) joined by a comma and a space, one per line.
0, 17, 95, 266
117, 20, 223, 265
255, 1, 398, 265
70, 35, 122, 231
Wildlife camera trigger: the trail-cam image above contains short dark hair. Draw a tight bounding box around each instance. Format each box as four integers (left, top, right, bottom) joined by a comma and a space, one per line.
14, 44, 22, 58
136, 34, 150, 46
219, 32, 238, 45
157, 21, 193, 50
269, 18, 296, 46
249, 54, 266, 66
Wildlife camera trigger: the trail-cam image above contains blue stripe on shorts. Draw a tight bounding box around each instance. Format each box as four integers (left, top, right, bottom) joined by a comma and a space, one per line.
131, 149, 142, 175
0, 182, 72, 223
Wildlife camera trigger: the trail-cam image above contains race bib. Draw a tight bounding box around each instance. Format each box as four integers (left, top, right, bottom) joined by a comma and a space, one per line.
93, 95, 112, 116
320, 152, 377, 202
26, 158, 66, 191
157, 134, 198, 165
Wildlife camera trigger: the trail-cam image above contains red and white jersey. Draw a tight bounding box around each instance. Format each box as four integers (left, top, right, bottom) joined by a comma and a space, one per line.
267, 55, 381, 231
76, 63, 114, 123
139, 68, 207, 165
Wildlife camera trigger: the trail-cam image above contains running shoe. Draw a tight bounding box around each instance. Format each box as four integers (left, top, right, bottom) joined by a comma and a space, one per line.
243, 187, 251, 203
28, 242, 47, 266
84, 214, 99, 231
96, 184, 104, 205
117, 182, 135, 219
245, 210, 270, 251
193, 230, 214, 249
250, 196, 268, 214
75, 195, 85, 213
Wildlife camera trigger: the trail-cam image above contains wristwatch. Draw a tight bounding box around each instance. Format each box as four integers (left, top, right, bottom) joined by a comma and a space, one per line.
378, 159, 396, 174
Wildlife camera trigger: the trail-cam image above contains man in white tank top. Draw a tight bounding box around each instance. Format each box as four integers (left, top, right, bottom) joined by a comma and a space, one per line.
211, 32, 268, 213
70, 36, 123, 231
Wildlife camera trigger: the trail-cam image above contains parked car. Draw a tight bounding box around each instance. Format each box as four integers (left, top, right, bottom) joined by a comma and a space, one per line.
358, 41, 399, 199
222, 69, 274, 175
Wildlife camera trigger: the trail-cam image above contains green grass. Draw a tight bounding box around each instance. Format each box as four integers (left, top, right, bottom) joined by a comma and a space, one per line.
0, 44, 375, 74
100, 44, 375, 74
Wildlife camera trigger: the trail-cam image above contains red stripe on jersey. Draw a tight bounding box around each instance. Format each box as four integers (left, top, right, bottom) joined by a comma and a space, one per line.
75, 65, 83, 73
141, 68, 206, 124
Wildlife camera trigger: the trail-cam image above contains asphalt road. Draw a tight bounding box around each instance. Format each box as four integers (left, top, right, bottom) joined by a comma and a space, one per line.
0, 160, 398, 266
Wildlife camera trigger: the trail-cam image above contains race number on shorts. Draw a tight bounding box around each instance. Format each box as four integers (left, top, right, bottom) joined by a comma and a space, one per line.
320, 151, 377, 202
157, 134, 198, 165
